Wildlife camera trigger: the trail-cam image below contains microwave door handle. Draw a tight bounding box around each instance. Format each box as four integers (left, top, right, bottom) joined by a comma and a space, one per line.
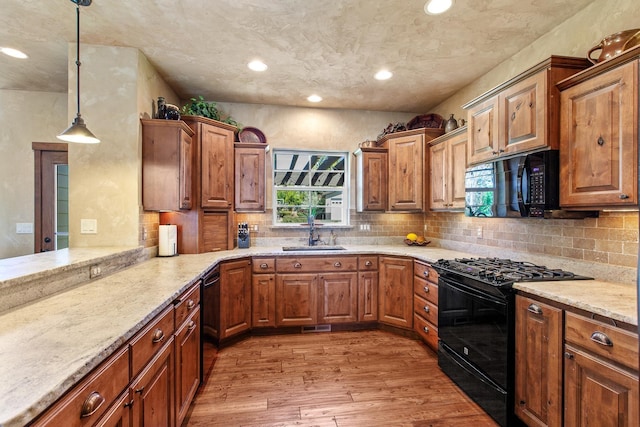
517, 159, 527, 216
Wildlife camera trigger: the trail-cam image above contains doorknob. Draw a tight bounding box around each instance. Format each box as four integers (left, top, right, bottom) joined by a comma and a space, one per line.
44, 237, 52, 243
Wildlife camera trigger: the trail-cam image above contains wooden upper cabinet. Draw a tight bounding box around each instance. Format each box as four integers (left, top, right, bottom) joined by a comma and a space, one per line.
141, 119, 194, 211
429, 127, 467, 210
559, 57, 638, 208
235, 143, 267, 212
383, 130, 427, 211
181, 115, 236, 210
354, 147, 388, 211
464, 56, 590, 165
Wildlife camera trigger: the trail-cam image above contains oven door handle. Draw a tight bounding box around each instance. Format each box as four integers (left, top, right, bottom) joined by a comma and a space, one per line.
439, 276, 507, 307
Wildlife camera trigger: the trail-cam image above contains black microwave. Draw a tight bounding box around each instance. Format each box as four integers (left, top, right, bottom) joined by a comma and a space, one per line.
464, 150, 559, 218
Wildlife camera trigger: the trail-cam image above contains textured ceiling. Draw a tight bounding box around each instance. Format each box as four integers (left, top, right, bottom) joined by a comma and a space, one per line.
0, 0, 595, 112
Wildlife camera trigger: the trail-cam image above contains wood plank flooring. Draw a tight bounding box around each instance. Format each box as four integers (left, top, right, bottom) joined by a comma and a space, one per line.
184, 330, 499, 427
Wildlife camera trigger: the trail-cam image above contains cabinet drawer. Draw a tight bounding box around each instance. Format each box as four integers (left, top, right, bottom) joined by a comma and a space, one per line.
252, 257, 275, 273
413, 261, 438, 282
32, 345, 130, 427
414, 313, 438, 351
175, 283, 200, 328
130, 305, 175, 376
414, 294, 438, 326
414, 276, 438, 305
565, 311, 639, 371
276, 256, 358, 272
358, 256, 378, 271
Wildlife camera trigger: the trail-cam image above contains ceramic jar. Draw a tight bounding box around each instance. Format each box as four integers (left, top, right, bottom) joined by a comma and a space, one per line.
444, 114, 459, 133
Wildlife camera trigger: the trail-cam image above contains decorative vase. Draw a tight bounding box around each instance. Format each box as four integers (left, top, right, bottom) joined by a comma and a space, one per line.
156, 96, 166, 119
445, 114, 458, 133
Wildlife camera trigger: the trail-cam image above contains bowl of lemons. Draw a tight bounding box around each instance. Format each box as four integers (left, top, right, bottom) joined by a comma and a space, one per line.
404, 233, 430, 246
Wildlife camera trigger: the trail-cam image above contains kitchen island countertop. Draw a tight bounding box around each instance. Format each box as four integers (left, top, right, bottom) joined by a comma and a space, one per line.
0, 245, 636, 427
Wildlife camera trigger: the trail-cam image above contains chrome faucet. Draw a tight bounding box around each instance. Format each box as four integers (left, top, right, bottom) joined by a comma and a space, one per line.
308, 214, 320, 246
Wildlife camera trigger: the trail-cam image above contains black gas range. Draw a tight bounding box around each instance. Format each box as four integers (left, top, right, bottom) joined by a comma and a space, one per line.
432, 257, 591, 427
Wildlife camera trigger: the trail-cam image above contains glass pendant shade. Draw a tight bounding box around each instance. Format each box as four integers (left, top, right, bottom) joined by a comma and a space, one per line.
57, 114, 100, 144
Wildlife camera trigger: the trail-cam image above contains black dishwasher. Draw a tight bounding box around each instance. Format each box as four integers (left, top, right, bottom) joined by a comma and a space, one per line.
201, 265, 220, 342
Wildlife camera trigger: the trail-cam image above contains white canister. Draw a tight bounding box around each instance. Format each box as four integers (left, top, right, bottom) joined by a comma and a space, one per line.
158, 224, 178, 256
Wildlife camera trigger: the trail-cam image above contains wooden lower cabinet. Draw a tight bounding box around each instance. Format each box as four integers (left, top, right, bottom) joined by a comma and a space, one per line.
219, 258, 252, 339
413, 261, 439, 352
174, 307, 200, 426
378, 256, 413, 329
95, 391, 132, 427
317, 272, 358, 323
276, 273, 318, 326
130, 339, 175, 427
358, 271, 378, 321
252, 273, 276, 327
514, 295, 563, 427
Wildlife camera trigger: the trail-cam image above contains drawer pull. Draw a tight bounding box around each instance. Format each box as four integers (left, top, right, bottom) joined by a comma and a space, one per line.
260, 263, 268, 269
365, 260, 372, 267
124, 399, 134, 408
80, 391, 105, 418
527, 303, 543, 315
423, 326, 429, 333
423, 306, 430, 313
135, 386, 145, 394
294, 262, 302, 269
423, 270, 429, 278
151, 329, 165, 343
186, 300, 195, 310
188, 320, 196, 331
590, 331, 613, 347
564, 352, 574, 360
334, 261, 342, 268
423, 285, 429, 293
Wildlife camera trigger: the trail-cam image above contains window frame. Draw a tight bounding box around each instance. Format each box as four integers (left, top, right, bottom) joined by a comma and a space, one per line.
272, 148, 350, 227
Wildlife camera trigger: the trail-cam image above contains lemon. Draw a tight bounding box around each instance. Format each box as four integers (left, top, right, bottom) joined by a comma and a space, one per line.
416, 236, 426, 244
406, 232, 418, 242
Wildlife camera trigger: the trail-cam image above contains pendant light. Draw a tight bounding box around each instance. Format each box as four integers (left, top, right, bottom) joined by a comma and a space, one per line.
57, 0, 100, 144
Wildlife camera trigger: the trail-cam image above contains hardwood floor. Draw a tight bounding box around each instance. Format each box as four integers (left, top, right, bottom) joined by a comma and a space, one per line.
184, 330, 499, 427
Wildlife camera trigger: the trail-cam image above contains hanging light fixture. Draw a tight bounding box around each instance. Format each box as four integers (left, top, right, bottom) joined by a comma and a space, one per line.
57, 0, 100, 144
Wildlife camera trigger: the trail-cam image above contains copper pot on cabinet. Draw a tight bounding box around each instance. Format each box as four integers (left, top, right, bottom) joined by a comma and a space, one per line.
587, 29, 640, 64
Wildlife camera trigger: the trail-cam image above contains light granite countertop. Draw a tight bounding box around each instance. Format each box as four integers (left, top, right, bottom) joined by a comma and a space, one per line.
0, 245, 637, 427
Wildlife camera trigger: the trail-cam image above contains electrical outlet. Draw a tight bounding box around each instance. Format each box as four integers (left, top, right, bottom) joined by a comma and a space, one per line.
424, 223, 428, 232
252, 224, 259, 232
476, 226, 483, 238
90, 265, 101, 278
81, 219, 98, 234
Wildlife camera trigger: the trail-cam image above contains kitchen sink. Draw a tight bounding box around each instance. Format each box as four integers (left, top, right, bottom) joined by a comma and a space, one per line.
282, 246, 346, 251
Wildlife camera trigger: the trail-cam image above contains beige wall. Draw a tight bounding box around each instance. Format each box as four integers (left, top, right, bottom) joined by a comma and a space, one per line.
0, 90, 67, 259
432, 0, 640, 119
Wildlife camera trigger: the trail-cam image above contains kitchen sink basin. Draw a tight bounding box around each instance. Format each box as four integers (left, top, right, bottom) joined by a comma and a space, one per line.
282, 245, 346, 251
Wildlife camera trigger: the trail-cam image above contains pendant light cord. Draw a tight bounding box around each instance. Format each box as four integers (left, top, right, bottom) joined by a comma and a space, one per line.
74, 3, 81, 118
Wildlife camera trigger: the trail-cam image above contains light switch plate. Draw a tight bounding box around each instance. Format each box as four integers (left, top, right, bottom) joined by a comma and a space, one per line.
81, 219, 98, 234
16, 223, 33, 234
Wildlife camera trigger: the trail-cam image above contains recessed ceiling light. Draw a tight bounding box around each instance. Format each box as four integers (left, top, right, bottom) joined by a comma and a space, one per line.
1, 47, 28, 59
247, 60, 268, 72
307, 94, 322, 103
374, 70, 393, 80
424, 0, 453, 15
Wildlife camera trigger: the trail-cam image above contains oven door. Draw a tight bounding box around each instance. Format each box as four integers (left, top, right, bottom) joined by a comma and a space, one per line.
437, 275, 509, 389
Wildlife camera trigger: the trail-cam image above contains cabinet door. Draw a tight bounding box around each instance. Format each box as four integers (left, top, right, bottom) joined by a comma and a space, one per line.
500, 71, 547, 156
219, 259, 251, 339
235, 146, 266, 212
467, 95, 500, 165
378, 257, 413, 328
276, 273, 318, 326
178, 129, 193, 210
200, 122, 234, 209
95, 391, 131, 427
317, 272, 358, 323
560, 60, 638, 207
130, 339, 175, 427
429, 141, 447, 209
252, 273, 276, 327
514, 296, 563, 427
174, 307, 200, 427
361, 149, 388, 211
448, 131, 468, 209
358, 271, 378, 322
388, 134, 424, 211
564, 344, 639, 427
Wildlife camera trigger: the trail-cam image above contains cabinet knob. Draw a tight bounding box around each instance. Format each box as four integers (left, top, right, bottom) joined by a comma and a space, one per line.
423, 326, 429, 333
294, 262, 302, 269
260, 263, 268, 269
564, 352, 574, 360
597, 136, 605, 146
80, 391, 105, 418
124, 400, 134, 408
188, 320, 196, 331
527, 303, 543, 315
423, 285, 430, 293
423, 306, 430, 313
334, 262, 342, 267
365, 260, 372, 266
151, 329, 165, 343
186, 300, 195, 310
423, 270, 429, 278
590, 331, 613, 347
619, 194, 629, 199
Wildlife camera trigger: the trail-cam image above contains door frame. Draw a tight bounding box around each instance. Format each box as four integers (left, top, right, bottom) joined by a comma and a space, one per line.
33, 142, 68, 253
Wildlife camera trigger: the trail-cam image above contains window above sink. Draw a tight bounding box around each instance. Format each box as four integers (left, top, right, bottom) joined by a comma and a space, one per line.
272, 149, 350, 227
